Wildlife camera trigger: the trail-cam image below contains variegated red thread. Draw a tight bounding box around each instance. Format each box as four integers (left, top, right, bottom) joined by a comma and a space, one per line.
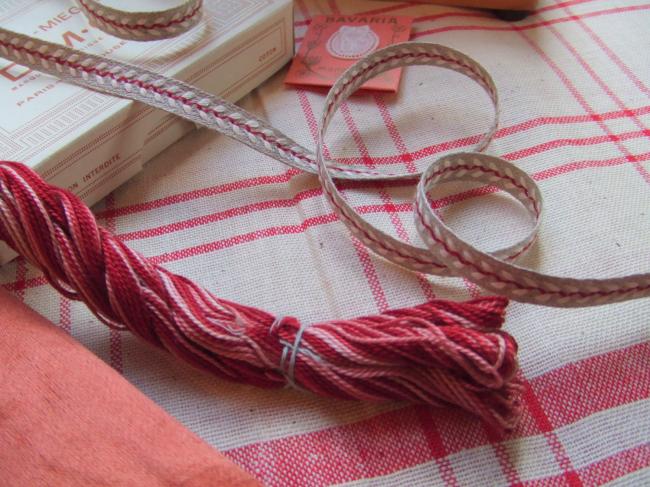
0, 161, 522, 430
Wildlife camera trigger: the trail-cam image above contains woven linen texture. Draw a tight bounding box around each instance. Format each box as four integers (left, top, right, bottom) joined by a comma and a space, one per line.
1, 0, 648, 485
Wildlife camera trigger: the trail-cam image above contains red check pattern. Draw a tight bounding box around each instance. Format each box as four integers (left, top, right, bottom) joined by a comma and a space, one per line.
1, 0, 648, 485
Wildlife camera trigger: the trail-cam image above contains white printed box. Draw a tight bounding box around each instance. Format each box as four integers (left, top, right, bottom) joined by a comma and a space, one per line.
0, 0, 294, 263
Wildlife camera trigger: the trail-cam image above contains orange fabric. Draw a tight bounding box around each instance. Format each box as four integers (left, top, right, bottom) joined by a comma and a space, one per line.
0, 289, 259, 486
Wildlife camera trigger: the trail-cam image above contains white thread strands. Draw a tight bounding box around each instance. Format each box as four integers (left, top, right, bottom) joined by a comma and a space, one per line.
0, 4, 649, 307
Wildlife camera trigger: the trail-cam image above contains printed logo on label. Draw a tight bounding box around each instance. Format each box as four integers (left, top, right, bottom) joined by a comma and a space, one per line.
326, 25, 379, 60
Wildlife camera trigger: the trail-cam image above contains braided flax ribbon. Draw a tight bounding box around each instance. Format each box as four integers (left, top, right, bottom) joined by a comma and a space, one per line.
77, 0, 204, 40
0, 1, 648, 429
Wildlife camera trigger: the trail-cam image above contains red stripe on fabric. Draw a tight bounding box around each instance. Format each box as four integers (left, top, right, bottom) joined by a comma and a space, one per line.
536, 0, 598, 14
148, 213, 339, 265
334, 102, 391, 312
479, 417, 523, 485
1, 275, 48, 293
93, 104, 650, 221
577, 444, 650, 486
497, 106, 650, 137
505, 129, 650, 161
334, 113, 650, 167
533, 151, 650, 178
521, 381, 583, 485
491, 440, 523, 486
414, 407, 461, 486
225, 342, 650, 484
113, 137, 646, 243
117, 187, 322, 241
412, 5, 650, 39
531, 342, 650, 428
12, 257, 27, 301
104, 193, 123, 373
521, 444, 650, 486
370, 92, 437, 302
340, 97, 444, 306
296, 89, 322, 150
350, 237, 391, 312
95, 170, 298, 220
59, 297, 71, 334
435, 408, 492, 458
558, 1, 650, 98
373, 93, 417, 174
541, 19, 650, 185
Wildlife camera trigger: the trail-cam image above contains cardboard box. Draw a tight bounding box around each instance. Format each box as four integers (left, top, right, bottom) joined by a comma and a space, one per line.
0, 0, 294, 263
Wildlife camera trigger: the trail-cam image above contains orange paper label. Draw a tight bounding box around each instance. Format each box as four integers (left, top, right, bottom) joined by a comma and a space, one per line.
285, 15, 413, 93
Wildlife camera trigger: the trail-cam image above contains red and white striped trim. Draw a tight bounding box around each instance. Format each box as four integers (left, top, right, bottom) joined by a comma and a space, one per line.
315, 44, 650, 307
76, 0, 203, 41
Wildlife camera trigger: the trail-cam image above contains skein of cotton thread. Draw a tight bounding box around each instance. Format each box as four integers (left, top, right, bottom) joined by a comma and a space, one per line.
0, 161, 522, 430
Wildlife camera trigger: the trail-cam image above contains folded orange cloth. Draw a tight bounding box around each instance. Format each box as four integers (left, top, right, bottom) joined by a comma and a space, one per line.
0, 288, 259, 486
